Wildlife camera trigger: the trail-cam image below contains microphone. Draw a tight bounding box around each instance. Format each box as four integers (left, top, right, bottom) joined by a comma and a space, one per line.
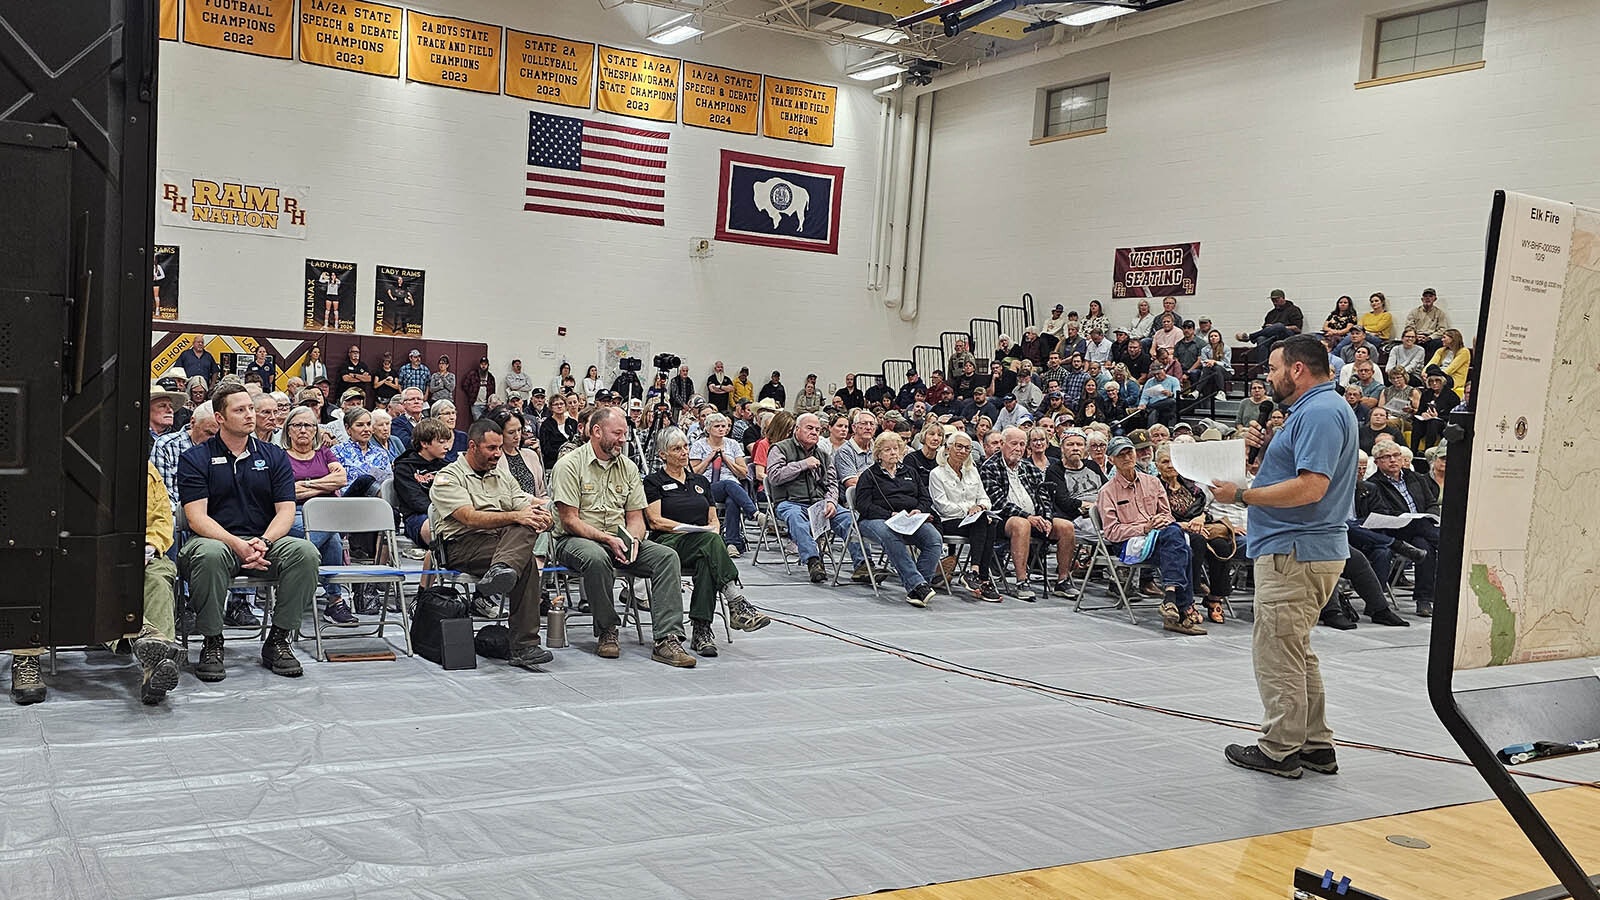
1246, 400, 1275, 466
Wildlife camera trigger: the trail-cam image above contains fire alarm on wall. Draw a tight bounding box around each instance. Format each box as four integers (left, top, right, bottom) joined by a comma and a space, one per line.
557, 326, 567, 336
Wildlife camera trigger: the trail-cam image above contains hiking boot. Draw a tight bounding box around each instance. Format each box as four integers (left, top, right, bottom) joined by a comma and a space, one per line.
596, 627, 621, 659
1225, 743, 1302, 778
470, 595, 504, 619
133, 633, 183, 705
806, 557, 826, 583
1159, 600, 1182, 625
1139, 580, 1164, 598
690, 621, 718, 657
1051, 578, 1079, 599
1320, 603, 1358, 630
1164, 605, 1208, 635
975, 580, 1003, 603
476, 562, 519, 599
195, 635, 227, 682
936, 554, 960, 585
323, 598, 360, 628
725, 544, 742, 559
1415, 600, 1433, 617
1369, 606, 1410, 627
851, 562, 876, 585
1300, 747, 1339, 775
508, 643, 554, 669
9, 655, 45, 705
1390, 540, 1427, 563
261, 627, 303, 678
652, 635, 698, 668
223, 598, 260, 628
725, 597, 770, 632
905, 582, 933, 608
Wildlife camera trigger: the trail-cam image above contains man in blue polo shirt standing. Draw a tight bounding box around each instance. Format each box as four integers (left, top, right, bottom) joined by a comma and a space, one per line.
177, 383, 320, 681
1212, 334, 1356, 779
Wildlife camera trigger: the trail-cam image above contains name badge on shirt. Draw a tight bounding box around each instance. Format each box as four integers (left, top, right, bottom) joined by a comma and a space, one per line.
661, 482, 679, 491
211, 457, 227, 465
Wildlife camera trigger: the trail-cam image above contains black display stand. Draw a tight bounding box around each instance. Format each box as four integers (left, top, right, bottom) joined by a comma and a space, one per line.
1426, 190, 1600, 900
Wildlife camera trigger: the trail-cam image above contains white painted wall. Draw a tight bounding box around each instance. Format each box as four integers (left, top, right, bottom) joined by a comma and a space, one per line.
914, 0, 1600, 348
155, 0, 900, 387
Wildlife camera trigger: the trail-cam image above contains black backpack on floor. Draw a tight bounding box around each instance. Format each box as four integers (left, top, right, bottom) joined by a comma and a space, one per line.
410, 585, 470, 666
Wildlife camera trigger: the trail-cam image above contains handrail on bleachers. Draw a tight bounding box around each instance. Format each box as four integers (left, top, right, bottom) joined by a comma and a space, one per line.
911, 345, 945, 380
1020, 291, 1037, 327
968, 317, 1000, 361
882, 358, 914, 393
996, 305, 1028, 345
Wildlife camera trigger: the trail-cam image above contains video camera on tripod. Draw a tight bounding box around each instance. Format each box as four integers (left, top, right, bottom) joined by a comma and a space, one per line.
652, 353, 681, 372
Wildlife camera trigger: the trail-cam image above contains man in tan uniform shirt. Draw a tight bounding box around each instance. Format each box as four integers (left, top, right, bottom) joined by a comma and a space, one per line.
429, 419, 554, 670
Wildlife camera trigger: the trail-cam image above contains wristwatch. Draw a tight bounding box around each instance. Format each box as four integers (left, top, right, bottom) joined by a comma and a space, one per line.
1238, 489, 1249, 508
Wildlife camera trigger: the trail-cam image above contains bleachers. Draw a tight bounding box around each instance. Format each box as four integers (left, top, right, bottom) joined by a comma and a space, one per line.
867, 291, 1249, 431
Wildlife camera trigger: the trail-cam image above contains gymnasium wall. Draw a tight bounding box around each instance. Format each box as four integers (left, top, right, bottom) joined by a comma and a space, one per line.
154, 0, 896, 390
913, 0, 1600, 348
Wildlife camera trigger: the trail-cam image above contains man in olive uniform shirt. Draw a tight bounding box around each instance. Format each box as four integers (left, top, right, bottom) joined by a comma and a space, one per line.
429, 418, 554, 670
550, 407, 696, 667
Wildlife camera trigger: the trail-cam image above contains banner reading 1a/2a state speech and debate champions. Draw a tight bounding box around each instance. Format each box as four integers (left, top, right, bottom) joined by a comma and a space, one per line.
373, 265, 426, 336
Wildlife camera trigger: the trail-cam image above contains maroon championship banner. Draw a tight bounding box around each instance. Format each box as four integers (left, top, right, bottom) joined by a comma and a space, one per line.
1112, 242, 1199, 298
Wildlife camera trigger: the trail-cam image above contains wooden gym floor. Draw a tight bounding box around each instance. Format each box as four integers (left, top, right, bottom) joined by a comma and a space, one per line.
858, 786, 1600, 899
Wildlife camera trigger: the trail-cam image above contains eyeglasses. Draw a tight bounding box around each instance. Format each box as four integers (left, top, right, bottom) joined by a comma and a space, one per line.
288, 423, 317, 430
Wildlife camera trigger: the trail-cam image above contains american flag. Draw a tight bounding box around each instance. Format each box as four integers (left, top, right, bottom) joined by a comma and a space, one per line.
525, 111, 669, 227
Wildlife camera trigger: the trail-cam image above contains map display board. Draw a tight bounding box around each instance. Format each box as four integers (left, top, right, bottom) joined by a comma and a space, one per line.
1455, 191, 1600, 668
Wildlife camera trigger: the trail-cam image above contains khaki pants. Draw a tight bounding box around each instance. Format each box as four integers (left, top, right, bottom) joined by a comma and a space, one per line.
1252, 550, 1345, 761
442, 526, 544, 651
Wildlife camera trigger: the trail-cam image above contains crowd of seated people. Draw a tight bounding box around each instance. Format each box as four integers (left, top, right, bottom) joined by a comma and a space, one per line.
25, 292, 1473, 704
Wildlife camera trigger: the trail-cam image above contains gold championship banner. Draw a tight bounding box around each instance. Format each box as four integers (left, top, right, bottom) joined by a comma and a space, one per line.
406, 10, 501, 94
505, 31, 593, 108
596, 45, 678, 123
763, 76, 838, 147
681, 62, 760, 135
299, 0, 402, 77
184, 0, 294, 59
161, 0, 179, 40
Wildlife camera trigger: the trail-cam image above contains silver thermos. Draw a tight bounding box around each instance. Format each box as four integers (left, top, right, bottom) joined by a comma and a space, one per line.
545, 594, 567, 648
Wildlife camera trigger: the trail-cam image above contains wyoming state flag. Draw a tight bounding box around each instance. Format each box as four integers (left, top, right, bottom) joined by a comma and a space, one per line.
714, 150, 844, 254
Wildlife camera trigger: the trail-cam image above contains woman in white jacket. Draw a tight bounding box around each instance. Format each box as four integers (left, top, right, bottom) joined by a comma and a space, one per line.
928, 430, 1004, 602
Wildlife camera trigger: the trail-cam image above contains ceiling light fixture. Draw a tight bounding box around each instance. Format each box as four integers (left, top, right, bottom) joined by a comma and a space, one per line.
1057, 4, 1136, 27
847, 53, 908, 81
647, 15, 703, 45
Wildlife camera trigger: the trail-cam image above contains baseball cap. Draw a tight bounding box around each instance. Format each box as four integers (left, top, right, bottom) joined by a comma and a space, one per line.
408, 349, 421, 357
1107, 436, 1135, 456
1002, 394, 1016, 402
906, 369, 918, 376
1270, 289, 1286, 299
1127, 428, 1152, 448
1199, 427, 1223, 442
531, 388, 545, 397
595, 389, 614, 401
340, 387, 366, 402
629, 398, 644, 410
1053, 303, 1064, 312
1113, 326, 1129, 335
1173, 422, 1193, 433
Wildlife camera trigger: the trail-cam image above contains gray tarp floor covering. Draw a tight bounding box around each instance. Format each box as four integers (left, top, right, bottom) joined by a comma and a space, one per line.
1, 558, 1594, 899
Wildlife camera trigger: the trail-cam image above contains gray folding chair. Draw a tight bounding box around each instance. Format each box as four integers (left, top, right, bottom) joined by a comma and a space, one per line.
302, 497, 411, 660
750, 493, 795, 572
831, 486, 880, 595
1073, 504, 1141, 624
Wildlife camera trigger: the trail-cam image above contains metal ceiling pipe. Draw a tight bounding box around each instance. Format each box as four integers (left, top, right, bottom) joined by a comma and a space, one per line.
865, 88, 897, 293
882, 90, 918, 311
624, 0, 935, 57
898, 90, 934, 323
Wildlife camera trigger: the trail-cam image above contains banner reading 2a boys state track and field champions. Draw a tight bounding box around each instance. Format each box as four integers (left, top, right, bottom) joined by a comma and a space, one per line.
1112, 242, 1200, 298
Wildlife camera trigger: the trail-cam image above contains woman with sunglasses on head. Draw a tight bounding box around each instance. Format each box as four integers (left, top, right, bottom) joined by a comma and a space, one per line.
279, 406, 357, 626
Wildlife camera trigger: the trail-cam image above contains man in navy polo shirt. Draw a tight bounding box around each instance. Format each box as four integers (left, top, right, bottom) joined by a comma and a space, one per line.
1212, 334, 1357, 780
177, 383, 320, 681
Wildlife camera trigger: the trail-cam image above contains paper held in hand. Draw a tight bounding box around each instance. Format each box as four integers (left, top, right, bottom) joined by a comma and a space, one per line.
807, 500, 830, 539
1361, 511, 1439, 530
1170, 439, 1248, 488
886, 511, 930, 536
959, 509, 985, 527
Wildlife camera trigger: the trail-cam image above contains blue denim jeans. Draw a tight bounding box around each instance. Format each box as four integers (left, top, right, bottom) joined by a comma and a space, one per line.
775, 500, 865, 567
858, 519, 942, 591
290, 507, 346, 599
712, 479, 758, 551
1113, 522, 1192, 610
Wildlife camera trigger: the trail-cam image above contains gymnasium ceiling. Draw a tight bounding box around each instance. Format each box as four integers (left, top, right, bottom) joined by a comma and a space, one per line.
620, 0, 1191, 72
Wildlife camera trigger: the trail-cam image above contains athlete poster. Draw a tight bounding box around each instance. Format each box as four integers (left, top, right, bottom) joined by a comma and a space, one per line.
304, 258, 357, 332
374, 264, 425, 336
152, 245, 180, 321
